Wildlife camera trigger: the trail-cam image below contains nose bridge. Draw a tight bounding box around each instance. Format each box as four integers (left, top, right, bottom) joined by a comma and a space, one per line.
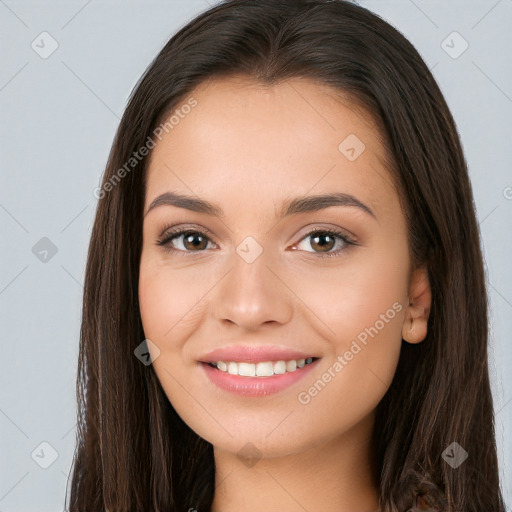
212, 238, 293, 328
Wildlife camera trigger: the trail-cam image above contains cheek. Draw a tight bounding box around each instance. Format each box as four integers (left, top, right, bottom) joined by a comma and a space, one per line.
138, 256, 209, 425
291, 245, 408, 345
138, 255, 209, 344
290, 247, 408, 409
138, 265, 173, 341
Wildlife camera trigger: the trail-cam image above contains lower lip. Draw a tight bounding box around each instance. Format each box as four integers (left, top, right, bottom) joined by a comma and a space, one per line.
200, 360, 320, 397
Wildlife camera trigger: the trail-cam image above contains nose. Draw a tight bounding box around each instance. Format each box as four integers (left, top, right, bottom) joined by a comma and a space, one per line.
211, 247, 294, 330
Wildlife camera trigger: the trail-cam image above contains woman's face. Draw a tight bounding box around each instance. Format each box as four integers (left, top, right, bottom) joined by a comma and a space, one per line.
138, 76, 428, 458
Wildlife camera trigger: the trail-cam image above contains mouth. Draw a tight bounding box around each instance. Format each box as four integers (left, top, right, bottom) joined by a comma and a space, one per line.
200, 357, 321, 396
205, 357, 319, 377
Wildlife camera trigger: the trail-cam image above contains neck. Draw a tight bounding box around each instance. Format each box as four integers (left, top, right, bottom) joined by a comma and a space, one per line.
211, 412, 380, 512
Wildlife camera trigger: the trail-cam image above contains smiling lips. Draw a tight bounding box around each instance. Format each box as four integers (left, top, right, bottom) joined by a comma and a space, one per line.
199, 344, 319, 363
198, 345, 321, 396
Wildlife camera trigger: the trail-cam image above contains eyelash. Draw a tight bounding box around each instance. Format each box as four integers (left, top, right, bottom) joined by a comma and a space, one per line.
155, 225, 357, 259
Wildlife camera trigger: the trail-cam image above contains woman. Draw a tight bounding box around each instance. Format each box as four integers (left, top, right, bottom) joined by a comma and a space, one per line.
66, 1, 507, 510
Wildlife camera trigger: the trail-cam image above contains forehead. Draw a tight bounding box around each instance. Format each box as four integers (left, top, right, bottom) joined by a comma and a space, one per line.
144, 75, 398, 220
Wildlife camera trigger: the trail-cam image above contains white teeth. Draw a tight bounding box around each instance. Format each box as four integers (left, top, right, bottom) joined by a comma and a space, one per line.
238, 362, 256, 377
286, 360, 297, 372
256, 361, 274, 377
210, 357, 316, 377
273, 360, 286, 374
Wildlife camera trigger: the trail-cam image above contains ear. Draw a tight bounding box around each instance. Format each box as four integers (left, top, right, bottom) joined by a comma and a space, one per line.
402, 266, 431, 344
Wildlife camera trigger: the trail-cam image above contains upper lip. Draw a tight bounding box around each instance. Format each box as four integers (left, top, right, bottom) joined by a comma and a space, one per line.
198, 345, 319, 363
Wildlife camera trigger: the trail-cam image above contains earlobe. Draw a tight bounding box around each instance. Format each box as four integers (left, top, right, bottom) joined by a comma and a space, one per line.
402, 266, 432, 344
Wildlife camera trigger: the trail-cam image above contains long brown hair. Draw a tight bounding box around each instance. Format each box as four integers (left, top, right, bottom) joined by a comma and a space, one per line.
66, 1, 506, 510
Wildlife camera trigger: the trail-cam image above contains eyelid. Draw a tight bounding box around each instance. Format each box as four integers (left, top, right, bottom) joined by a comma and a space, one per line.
158, 223, 216, 240
296, 224, 357, 244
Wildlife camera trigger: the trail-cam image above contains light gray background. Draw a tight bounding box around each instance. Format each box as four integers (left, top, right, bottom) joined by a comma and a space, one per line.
1, 1, 511, 510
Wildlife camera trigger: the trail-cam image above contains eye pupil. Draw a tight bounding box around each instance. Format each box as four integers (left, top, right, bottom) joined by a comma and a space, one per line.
184, 232, 207, 250
311, 232, 335, 252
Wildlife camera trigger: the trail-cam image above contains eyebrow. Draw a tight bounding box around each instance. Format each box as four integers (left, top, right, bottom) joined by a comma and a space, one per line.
144, 191, 376, 219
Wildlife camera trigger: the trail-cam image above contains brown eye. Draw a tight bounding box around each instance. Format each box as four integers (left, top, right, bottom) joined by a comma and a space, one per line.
157, 228, 216, 253
181, 231, 208, 250
291, 228, 355, 259
309, 232, 336, 252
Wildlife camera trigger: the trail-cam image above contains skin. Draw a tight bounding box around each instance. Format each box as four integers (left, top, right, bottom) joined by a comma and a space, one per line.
138, 75, 431, 512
